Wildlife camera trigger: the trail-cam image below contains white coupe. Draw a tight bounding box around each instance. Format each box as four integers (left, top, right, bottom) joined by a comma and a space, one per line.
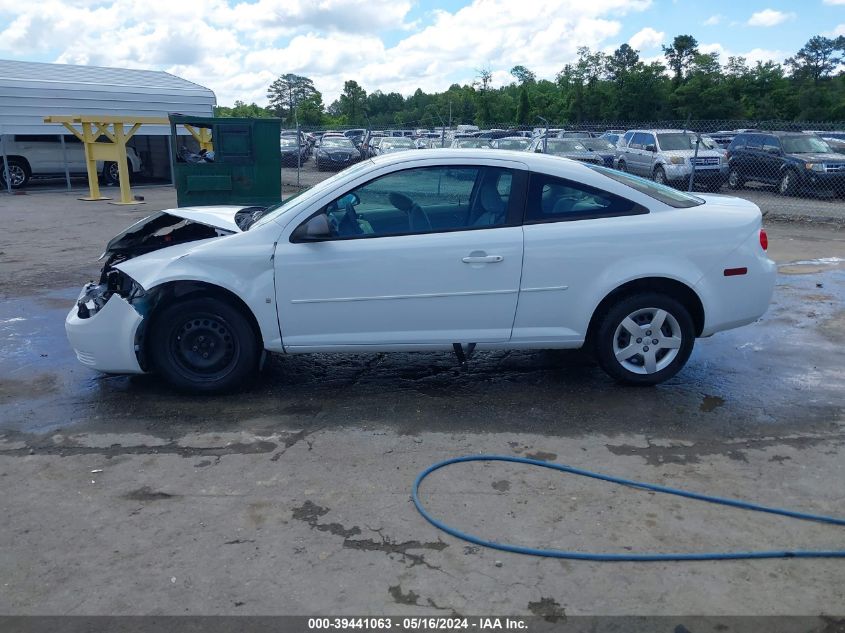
66, 149, 776, 392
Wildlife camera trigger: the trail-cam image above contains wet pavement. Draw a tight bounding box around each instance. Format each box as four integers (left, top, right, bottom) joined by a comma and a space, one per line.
1, 264, 843, 442
1, 222, 844, 616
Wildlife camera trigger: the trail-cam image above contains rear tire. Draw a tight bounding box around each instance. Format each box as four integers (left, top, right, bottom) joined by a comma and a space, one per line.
594, 293, 695, 386
617, 160, 627, 173
149, 297, 260, 393
727, 168, 744, 190
0, 158, 30, 189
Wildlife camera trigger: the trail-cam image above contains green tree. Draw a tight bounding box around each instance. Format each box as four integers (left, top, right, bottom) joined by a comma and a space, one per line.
516, 85, 530, 124
663, 35, 700, 82
786, 35, 845, 83
510, 65, 536, 85
339, 80, 368, 125
267, 74, 320, 121
214, 101, 272, 118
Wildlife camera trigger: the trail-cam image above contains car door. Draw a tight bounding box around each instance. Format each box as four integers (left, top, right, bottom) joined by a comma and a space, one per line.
759, 135, 783, 183
628, 133, 650, 176
13, 135, 63, 174
274, 164, 526, 349
744, 134, 766, 183
513, 172, 649, 343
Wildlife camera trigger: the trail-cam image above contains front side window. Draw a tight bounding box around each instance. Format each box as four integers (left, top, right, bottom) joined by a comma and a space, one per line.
526, 173, 643, 222
762, 137, 782, 153
629, 133, 646, 149
297, 166, 517, 240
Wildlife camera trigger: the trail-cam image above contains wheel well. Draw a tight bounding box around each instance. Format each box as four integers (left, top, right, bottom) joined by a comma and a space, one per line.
586, 277, 705, 341
139, 281, 264, 370
1, 156, 31, 174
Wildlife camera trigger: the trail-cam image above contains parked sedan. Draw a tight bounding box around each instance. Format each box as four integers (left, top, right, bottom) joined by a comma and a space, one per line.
66, 149, 775, 392
489, 137, 531, 151
372, 137, 417, 155
579, 138, 618, 167
314, 136, 363, 171
279, 136, 309, 166
527, 137, 603, 165
450, 138, 491, 149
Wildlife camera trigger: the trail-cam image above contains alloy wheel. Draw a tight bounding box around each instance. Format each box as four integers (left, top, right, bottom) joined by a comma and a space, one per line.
612, 307, 683, 375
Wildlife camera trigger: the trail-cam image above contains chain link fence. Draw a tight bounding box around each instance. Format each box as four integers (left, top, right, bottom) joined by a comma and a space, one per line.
281, 120, 845, 222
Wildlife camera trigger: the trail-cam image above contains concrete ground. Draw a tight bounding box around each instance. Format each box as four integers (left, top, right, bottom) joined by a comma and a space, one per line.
0, 184, 844, 617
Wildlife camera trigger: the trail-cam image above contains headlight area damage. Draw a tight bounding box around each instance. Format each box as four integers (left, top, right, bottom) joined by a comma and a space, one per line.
68, 209, 248, 374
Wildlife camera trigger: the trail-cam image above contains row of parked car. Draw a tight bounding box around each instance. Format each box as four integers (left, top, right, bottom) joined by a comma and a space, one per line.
285, 126, 845, 198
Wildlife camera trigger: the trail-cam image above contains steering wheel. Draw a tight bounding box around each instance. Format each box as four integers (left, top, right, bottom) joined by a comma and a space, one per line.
338, 200, 363, 236
388, 192, 432, 232
388, 191, 414, 212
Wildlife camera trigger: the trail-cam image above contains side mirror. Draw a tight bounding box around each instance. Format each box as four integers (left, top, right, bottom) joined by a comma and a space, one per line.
292, 214, 332, 242
645, 144, 656, 153
535, 147, 543, 153
765, 146, 782, 155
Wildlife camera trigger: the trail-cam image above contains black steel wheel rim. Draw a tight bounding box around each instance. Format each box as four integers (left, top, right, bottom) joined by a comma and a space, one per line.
168, 312, 240, 381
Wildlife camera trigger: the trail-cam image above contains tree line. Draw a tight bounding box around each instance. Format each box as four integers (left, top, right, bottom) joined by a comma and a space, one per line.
213, 34, 845, 127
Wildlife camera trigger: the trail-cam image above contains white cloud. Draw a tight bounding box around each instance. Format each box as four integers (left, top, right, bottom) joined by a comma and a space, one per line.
699, 43, 789, 67
824, 23, 845, 37
822, 0, 845, 5
703, 14, 722, 26
747, 9, 796, 27
0, 0, 662, 105
628, 26, 664, 50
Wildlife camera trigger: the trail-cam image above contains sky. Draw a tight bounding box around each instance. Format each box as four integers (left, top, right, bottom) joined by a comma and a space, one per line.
0, 0, 843, 107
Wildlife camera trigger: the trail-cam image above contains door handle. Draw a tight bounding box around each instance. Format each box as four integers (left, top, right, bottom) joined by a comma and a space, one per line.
462, 255, 503, 264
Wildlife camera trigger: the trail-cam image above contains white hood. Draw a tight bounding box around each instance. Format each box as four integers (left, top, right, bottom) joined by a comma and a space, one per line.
160, 205, 246, 233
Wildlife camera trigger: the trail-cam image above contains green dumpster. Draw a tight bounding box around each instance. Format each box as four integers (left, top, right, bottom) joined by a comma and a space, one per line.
169, 115, 282, 208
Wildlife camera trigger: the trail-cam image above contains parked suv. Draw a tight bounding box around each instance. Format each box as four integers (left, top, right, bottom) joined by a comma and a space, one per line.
726, 131, 845, 196
0, 134, 143, 189
615, 129, 727, 190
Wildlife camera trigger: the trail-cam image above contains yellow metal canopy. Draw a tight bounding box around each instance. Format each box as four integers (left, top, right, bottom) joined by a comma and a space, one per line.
43, 115, 214, 205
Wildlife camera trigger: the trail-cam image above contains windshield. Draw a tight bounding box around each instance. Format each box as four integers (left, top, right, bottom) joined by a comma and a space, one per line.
322, 137, 355, 148
546, 139, 587, 154
582, 139, 616, 151
454, 139, 490, 148
279, 137, 299, 147
381, 138, 415, 149
656, 133, 698, 151
496, 138, 530, 150
589, 165, 705, 208
781, 135, 832, 154
250, 160, 375, 229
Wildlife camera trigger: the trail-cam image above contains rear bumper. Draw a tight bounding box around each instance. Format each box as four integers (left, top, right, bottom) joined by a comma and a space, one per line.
696, 251, 776, 337
66, 293, 145, 374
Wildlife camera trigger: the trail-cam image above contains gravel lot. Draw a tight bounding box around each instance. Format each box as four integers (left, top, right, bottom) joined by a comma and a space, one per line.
1, 175, 844, 618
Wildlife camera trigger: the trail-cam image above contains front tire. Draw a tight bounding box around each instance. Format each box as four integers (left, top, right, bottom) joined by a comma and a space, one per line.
653, 166, 668, 186
727, 167, 744, 190
778, 170, 798, 196
149, 297, 260, 393
1, 158, 30, 189
594, 293, 695, 386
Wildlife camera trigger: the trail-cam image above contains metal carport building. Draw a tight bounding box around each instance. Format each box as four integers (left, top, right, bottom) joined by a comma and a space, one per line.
0, 59, 216, 189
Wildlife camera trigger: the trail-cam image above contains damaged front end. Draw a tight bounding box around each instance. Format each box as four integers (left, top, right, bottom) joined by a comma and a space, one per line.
68, 209, 243, 374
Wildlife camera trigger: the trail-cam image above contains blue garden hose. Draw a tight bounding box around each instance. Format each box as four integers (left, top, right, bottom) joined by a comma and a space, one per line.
412, 455, 845, 561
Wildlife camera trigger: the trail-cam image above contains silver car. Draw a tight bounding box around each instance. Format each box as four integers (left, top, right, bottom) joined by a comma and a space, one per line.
615, 129, 728, 190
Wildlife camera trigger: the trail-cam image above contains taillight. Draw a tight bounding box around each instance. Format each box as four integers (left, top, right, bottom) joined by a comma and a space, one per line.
759, 229, 768, 251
